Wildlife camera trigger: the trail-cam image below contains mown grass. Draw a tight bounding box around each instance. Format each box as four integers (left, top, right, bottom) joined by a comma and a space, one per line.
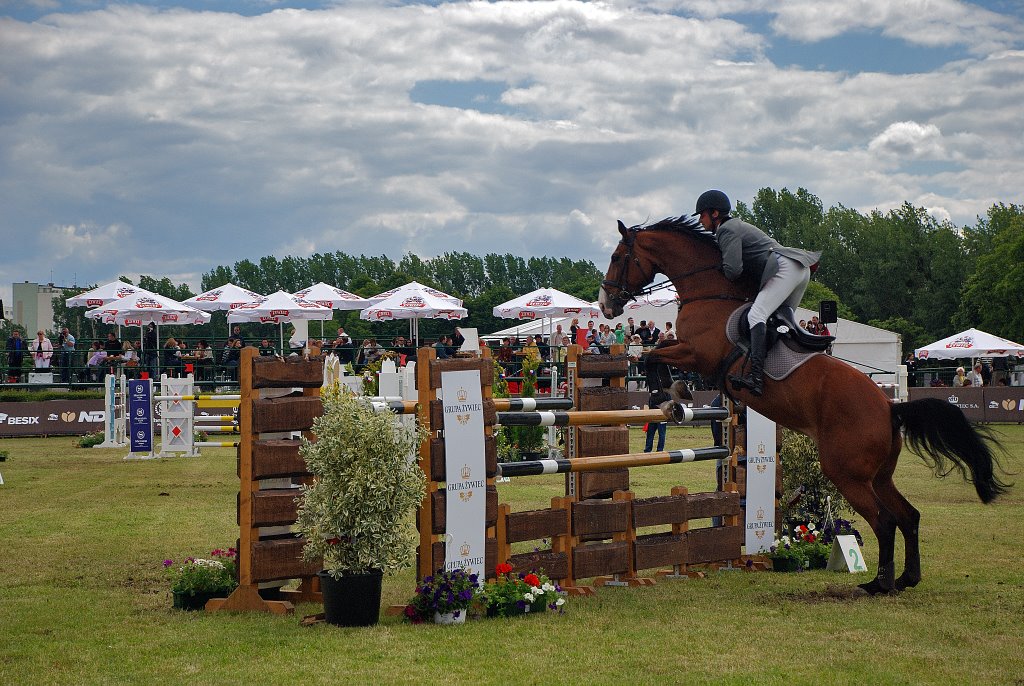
1, 425, 1022, 685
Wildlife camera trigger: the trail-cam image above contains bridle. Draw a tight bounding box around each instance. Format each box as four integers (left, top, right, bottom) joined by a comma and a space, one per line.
601, 225, 739, 309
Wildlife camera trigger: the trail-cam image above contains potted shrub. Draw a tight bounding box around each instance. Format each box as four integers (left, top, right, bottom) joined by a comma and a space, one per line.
295, 388, 426, 627
164, 548, 238, 610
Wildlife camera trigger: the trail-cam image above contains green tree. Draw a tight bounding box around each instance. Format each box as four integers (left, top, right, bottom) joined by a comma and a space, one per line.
956, 204, 1024, 342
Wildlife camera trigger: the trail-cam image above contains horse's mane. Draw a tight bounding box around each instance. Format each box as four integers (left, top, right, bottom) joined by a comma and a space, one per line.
629, 214, 717, 245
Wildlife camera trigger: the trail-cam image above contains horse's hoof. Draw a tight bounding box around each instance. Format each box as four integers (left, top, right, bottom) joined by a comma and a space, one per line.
895, 574, 920, 591
857, 579, 898, 596
657, 400, 679, 422
668, 380, 692, 403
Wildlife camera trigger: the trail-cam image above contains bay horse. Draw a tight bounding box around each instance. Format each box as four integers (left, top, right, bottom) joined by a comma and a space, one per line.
598, 214, 1008, 595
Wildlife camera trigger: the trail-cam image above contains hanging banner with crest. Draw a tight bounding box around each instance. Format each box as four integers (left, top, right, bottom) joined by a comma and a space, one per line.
440, 370, 486, 576
745, 408, 777, 553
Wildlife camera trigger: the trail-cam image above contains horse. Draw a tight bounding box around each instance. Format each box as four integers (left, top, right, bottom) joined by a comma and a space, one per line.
598, 214, 1008, 595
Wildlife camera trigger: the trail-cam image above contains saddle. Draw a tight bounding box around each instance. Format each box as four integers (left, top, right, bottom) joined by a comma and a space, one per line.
735, 304, 835, 353
719, 305, 834, 386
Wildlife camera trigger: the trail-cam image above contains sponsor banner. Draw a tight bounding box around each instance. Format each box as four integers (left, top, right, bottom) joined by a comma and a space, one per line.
440, 370, 487, 577
907, 386, 1024, 422
0, 400, 106, 437
745, 408, 777, 554
127, 379, 153, 454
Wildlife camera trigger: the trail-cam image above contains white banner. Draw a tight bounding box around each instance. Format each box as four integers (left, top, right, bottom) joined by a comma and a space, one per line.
745, 408, 777, 553
441, 370, 487, 576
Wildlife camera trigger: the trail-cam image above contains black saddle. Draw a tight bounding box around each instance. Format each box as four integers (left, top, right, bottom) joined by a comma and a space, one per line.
736, 304, 835, 353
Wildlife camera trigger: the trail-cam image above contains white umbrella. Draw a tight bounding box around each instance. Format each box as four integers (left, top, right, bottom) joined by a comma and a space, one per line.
360, 282, 467, 346
183, 283, 264, 312
366, 280, 462, 307
85, 293, 212, 376
915, 328, 1024, 360
625, 283, 679, 309
228, 290, 333, 352
65, 281, 147, 308
493, 287, 600, 320
292, 282, 373, 341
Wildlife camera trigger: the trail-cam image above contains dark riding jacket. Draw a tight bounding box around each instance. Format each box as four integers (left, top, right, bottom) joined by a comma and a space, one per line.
716, 217, 821, 286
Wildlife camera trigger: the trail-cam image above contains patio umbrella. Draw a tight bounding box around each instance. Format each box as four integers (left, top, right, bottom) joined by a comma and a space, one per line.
360, 282, 467, 346
915, 328, 1024, 360
493, 287, 601, 345
65, 281, 148, 308
291, 282, 373, 341
227, 290, 333, 353
183, 283, 264, 312
625, 283, 679, 309
84, 292, 212, 376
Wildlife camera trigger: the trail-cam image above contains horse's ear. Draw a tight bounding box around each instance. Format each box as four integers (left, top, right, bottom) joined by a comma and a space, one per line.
617, 220, 628, 237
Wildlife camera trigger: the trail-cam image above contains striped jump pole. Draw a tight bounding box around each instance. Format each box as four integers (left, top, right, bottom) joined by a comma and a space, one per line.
195, 441, 240, 448
365, 400, 418, 414
492, 397, 574, 411
193, 426, 240, 433
153, 394, 241, 402
495, 406, 729, 427
193, 415, 237, 422
497, 446, 730, 478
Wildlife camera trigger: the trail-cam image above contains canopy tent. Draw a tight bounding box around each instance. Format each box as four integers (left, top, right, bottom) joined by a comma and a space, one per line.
360, 282, 467, 345
84, 293, 212, 376
227, 290, 333, 353
183, 283, 264, 312
625, 283, 679, 309
65, 281, 148, 308
492, 287, 600, 321
292, 282, 373, 341
915, 328, 1024, 360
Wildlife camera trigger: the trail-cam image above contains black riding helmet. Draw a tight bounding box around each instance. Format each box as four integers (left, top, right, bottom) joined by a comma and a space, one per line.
694, 189, 731, 216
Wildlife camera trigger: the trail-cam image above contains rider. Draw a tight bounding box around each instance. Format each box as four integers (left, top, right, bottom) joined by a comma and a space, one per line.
694, 189, 821, 397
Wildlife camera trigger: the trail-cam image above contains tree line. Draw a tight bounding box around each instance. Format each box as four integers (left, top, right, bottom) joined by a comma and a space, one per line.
49, 188, 1022, 355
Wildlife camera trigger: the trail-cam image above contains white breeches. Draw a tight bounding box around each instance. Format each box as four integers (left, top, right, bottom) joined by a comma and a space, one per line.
748, 255, 811, 327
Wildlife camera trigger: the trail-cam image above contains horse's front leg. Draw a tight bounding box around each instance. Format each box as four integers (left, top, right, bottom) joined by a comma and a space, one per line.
644, 342, 698, 421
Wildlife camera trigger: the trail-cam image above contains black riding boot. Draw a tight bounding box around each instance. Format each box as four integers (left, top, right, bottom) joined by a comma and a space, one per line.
730, 323, 766, 397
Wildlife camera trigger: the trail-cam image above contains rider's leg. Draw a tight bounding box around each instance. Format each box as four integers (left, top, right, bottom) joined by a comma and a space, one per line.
732, 256, 806, 396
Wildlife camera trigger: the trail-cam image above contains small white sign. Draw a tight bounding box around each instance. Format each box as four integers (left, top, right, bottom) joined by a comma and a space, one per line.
744, 408, 776, 554
440, 370, 487, 577
827, 534, 868, 573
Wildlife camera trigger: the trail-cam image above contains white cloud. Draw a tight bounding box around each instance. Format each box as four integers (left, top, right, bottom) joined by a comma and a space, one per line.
0, 0, 1020, 300
868, 121, 946, 158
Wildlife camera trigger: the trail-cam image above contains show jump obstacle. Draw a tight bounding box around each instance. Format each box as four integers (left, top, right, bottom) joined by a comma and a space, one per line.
211, 345, 749, 613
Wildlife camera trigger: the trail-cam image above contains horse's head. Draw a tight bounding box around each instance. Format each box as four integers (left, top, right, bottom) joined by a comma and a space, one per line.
599, 220, 657, 319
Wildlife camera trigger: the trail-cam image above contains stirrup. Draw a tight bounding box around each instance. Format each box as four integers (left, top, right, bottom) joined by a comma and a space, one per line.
729, 373, 763, 397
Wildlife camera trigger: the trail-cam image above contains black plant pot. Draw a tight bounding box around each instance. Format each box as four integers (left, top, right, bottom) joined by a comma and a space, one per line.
318, 569, 384, 627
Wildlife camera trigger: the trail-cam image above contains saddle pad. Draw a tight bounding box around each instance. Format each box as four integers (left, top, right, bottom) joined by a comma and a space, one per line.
726, 306, 823, 382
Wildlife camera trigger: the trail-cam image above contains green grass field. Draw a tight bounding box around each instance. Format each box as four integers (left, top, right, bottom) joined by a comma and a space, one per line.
1, 425, 1022, 685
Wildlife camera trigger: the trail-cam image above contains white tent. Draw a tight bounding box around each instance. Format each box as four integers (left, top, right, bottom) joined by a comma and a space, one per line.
292, 282, 373, 341
492, 287, 600, 321
65, 281, 147, 308
915, 328, 1024, 360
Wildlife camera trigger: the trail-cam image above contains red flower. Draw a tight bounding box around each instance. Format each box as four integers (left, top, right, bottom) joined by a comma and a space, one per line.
326, 537, 341, 546
524, 573, 540, 587
496, 562, 513, 575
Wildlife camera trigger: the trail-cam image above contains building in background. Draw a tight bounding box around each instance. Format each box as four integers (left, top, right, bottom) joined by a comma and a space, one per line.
12, 281, 70, 334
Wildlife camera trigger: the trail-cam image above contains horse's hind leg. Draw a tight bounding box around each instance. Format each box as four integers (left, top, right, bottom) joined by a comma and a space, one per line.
873, 439, 921, 590
820, 457, 897, 595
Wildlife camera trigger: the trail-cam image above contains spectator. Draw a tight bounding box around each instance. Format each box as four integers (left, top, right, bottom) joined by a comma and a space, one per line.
143, 323, 158, 375
626, 317, 637, 338
637, 320, 652, 345
585, 331, 602, 355
522, 335, 541, 361
643, 419, 667, 453
334, 335, 355, 365
221, 338, 241, 380
648, 321, 662, 343
451, 327, 466, 351
569, 318, 581, 346
6, 329, 26, 382
194, 340, 214, 381
259, 339, 277, 357
32, 330, 53, 369
968, 364, 984, 387
358, 338, 383, 366
58, 327, 76, 383
496, 337, 516, 372
980, 361, 993, 386
121, 340, 139, 378
104, 332, 124, 358
231, 325, 246, 348
953, 366, 969, 387
992, 356, 1009, 386
164, 337, 182, 377
433, 336, 451, 359
86, 342, 107, 382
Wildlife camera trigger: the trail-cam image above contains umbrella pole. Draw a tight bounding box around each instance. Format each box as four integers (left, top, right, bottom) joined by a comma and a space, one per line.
280, 323, 285, 356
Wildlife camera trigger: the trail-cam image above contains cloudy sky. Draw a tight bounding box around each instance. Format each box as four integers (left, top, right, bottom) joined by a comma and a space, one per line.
1, 0, 1022, 307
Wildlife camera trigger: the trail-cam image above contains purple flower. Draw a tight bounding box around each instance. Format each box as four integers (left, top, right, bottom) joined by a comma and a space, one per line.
162, 559, 173, 567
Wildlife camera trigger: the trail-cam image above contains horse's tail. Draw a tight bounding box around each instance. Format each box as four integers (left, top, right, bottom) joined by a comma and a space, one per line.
891, 398, 1010, 503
